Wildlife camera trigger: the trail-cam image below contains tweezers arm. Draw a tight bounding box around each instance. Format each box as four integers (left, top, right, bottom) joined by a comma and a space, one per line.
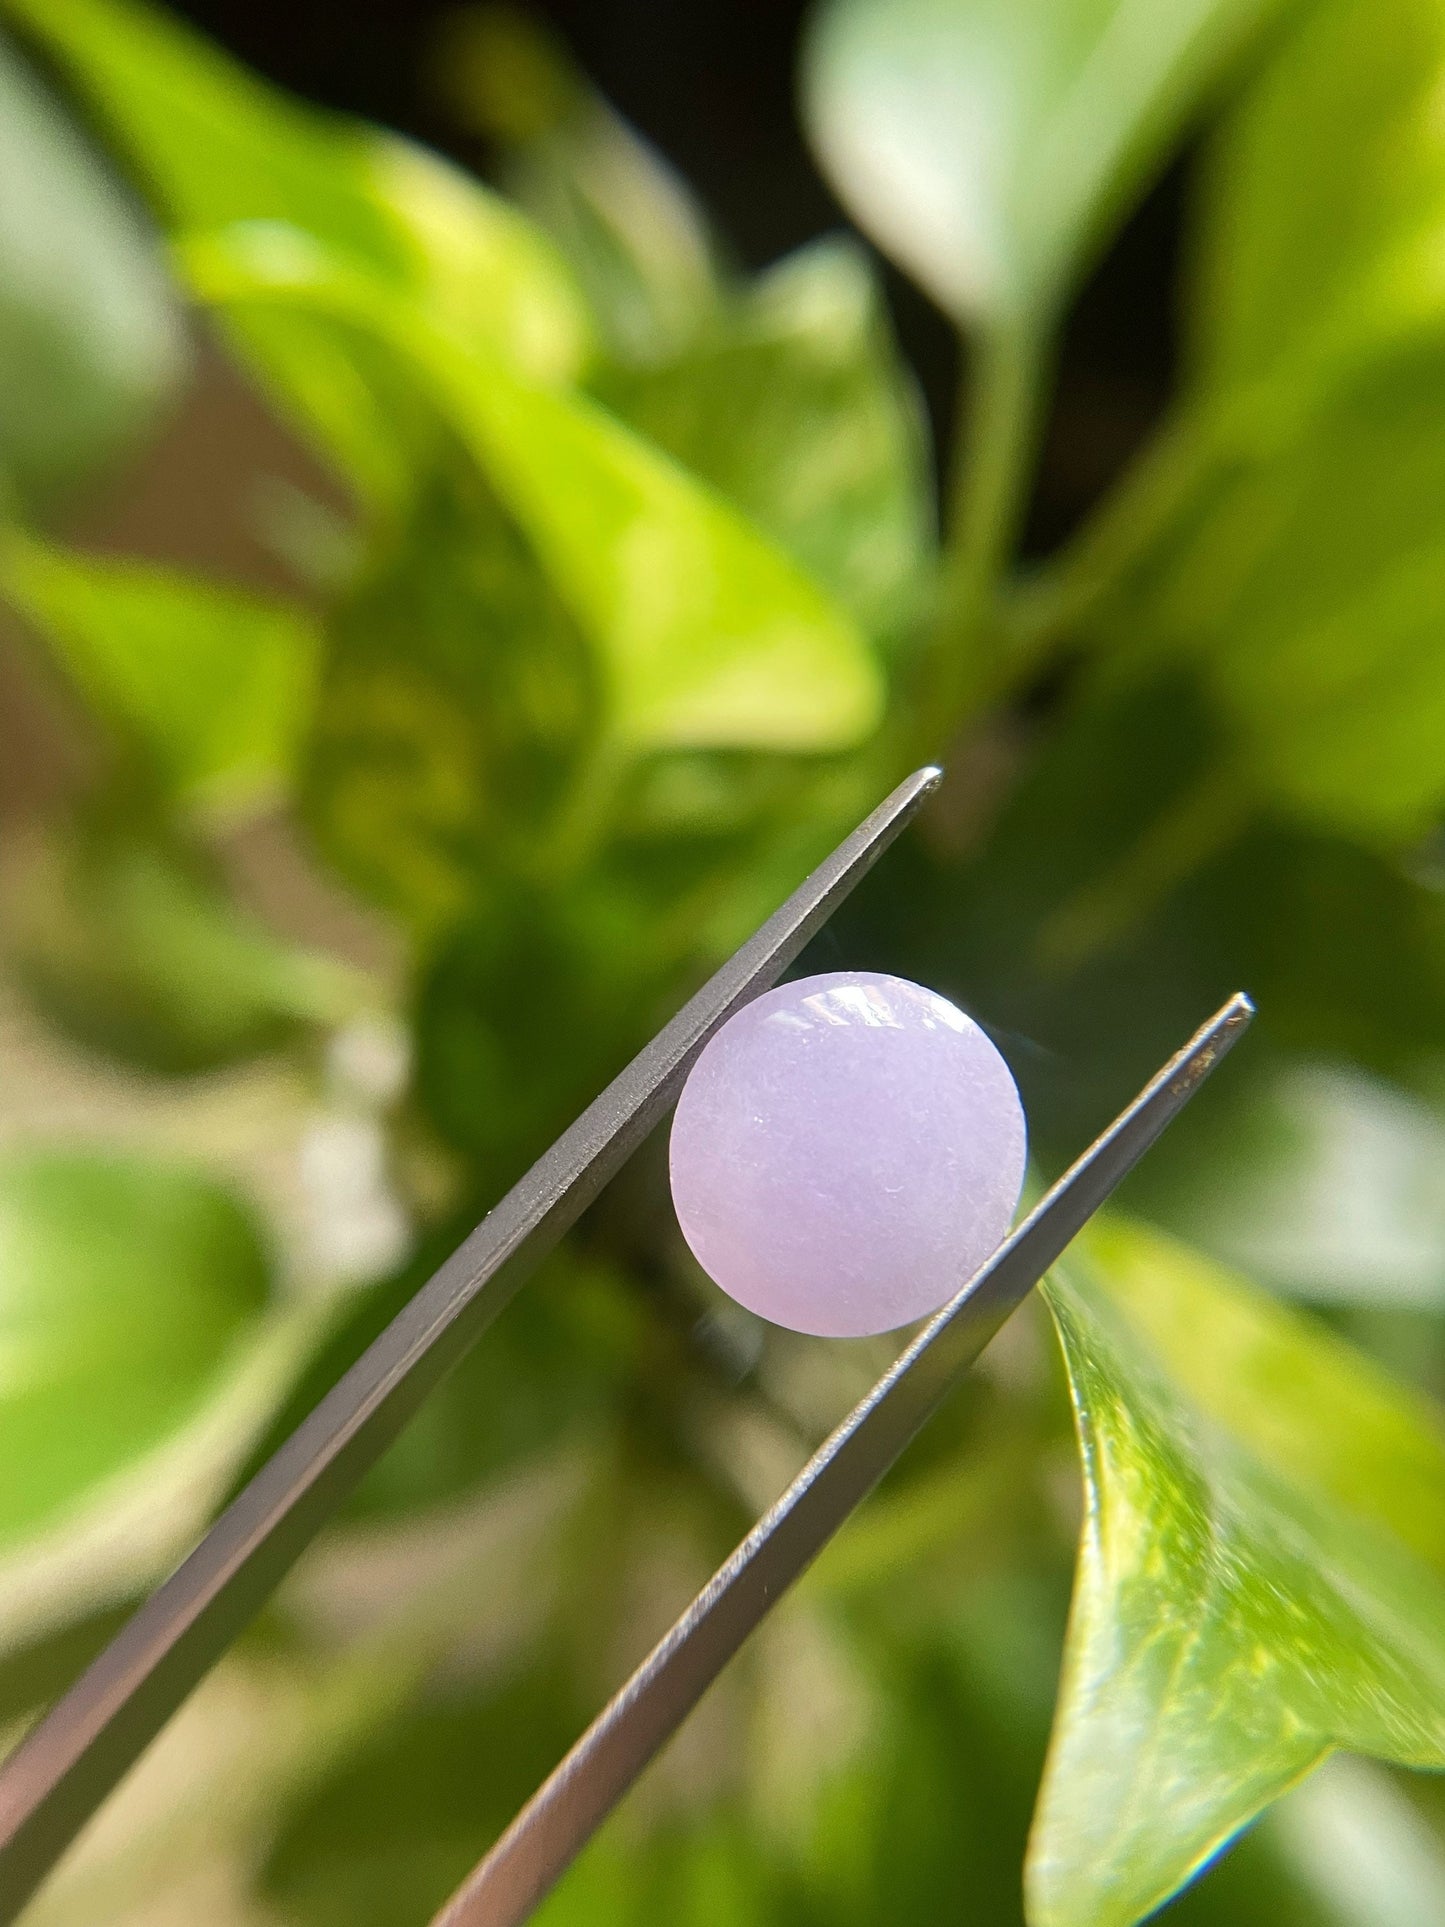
0, 767, 943, 1924
433, 993, 1255, 1927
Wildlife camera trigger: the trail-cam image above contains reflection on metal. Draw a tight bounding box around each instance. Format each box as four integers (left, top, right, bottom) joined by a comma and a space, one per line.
0, 760, 1251, 1927
431, 994, 1253, 1927
0, 766, 944, 1921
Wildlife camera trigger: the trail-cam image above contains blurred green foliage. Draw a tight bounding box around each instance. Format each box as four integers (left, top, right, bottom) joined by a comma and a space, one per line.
2, 0, 1445, 1922
0, 26, 183, 510
0, 1149, 272, 1541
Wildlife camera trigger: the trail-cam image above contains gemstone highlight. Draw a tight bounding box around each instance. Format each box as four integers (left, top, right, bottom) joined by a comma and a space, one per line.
669, 971, 1027, 1337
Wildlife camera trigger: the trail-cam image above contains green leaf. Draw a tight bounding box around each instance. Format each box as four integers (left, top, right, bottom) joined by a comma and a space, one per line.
1265, 1753, 1445, 1927
302, 473, 593, 934
5, 0, 396, 264
1126, 1058, 1445, 1310
184, 225, 885, 756
1191, 0, 1445, 395
596, 238, 934, 643
0, 29, 183, 507
366, 136, 592, 386
801, 0, 1289, 326
6, 0, 588, 370
1030, 1218, 1445, 1927
456, 366, 884, 752
1123, 343, 1445, 839
436, 5, 725, 364
235, 141, 592, 508
1062, 0, 1445, 626
263, 1663, 590, 1927
834, 664, 1445, 1175
2, 532, 320, 819
324, 1244, 645, 1523
8, 827, 356, 1075
0, 1148, 269, 1545
413, 882, 655, 1192
0, 1148, 335, 1653
9, 0, 591, 502
1080, 0, 1445, 841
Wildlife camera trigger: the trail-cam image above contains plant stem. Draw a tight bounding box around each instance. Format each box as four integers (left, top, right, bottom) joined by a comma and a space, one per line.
914, 319, 1050, 751
538, 730, 625, 880
1004, 396, 1225, 681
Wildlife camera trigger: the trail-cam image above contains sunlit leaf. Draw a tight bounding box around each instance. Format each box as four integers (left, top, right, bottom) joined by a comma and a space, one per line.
6, 0, 394, 262
7, 0, 588, 369
1030, 1218, 1445, 1927
1191, 0, 1445, 394
1061, 0, 1445, 634
802, 0, 1288, 325
0, 1148, 270, 1545
1127, 1058, 1445, 1309
368, 136, 591, 385
0, 29, 182, 508
2, 532, 320, 819
1265, 1753, 1445, 1927
184, 226, 885, 755
9, 827, 357, 1075
436, 4, 725, 364
1175, 0, 1445, 839
597, 238, 934, 644
10, 0, 590, 503
456, 372, 885, 752
0, 1303, 328, 1657
302, 473, 593, 934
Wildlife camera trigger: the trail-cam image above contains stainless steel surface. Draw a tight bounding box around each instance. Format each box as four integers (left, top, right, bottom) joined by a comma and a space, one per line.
0, 766, 944, 1923
433, 994, 1255, 1927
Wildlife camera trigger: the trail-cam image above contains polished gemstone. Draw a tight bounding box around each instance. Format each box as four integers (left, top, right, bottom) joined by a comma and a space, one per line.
669, 971, 1027, 1337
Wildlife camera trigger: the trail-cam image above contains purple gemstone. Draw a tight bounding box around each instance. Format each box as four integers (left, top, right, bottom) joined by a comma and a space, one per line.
669, 971, 1027, 1338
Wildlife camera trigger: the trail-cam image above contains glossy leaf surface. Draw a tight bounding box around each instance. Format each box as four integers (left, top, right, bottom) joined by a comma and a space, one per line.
597, 238, 933, 643
184, 227, 885, 755
803, 0, 1285, 323
1031, 1219, 1445, 1926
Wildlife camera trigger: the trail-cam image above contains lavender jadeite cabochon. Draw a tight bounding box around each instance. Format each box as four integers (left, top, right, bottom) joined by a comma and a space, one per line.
668, 971, 1027, 1338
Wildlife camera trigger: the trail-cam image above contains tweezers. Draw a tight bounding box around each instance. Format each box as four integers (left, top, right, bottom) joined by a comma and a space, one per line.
0, 765, 1252, 1924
